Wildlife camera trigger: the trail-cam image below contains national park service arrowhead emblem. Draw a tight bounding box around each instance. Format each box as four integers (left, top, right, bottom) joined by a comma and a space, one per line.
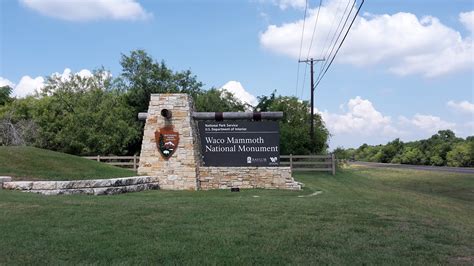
155, 126, 179, 159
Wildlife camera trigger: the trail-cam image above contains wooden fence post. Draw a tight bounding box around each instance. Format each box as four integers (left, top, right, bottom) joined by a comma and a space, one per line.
133, 155, 137, 171
290, 154, 293, 171
331, 153, 336, 175
96, 155, 100, 162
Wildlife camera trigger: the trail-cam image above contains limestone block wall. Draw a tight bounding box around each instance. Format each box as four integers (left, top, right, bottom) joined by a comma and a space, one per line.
2, 176, 158, 195
138, 94, 201, 190
199, 167, 301, 190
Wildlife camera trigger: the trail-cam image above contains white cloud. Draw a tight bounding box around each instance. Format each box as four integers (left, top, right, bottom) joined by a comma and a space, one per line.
77, 69, 93, 78
447, 100, 474, 114
13, 76, 45, 98
0, 77, 15, 88
318, 96, 464, 148
276, 0, 306, 10
1, 76, 45, 97
259, 1, 473, 77
318, 96, 399, 136
52, 68, 94, 81
398, 114, 455, 133
460, 11, 474, 33
2, 68, 97, 98
463, 121, 474, 135
220, 81, 259, 107
257, 0, 306, 10
20, 0, 152, 21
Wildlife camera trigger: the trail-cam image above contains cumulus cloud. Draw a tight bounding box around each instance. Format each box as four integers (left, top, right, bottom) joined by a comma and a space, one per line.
259, 0, 473, 77
447, 100, 474, 114
220, 81, 259, 107
1, 68, 96, 98
398, 114, 455, 133
52, 68, 94, 81
0, 77, 15, 88
0, 75, 45, 97
14, 76, 45, 97
20, 0, 152, 21
316, 96, 464, 148
318, 96, 399, 136
276, 0, 306, 10
257, 0, 306, 10
460, 11, 474, 33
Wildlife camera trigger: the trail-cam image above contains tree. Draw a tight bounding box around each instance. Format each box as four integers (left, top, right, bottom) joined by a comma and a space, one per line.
400, 147, 425, 165
119, 50, 203, 114
34, 70, 141, 155
380, 138, 403, 163
0, 85, 13, 106
336, 130, 472, 167
194, 89, 247, 112
0, 110, 38, 146
255, 94, 328, 155
447, 143, 471, 167
0, 96, 40, 146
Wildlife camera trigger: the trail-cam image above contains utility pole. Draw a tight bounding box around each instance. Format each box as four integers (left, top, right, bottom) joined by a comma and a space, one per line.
298, 58, 325, 142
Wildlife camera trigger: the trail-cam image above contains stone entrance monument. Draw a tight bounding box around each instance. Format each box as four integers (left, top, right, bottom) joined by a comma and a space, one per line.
137, 94, 301, 191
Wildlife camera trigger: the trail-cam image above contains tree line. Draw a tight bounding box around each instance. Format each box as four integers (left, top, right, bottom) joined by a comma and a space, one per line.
0, 50, 328, 156
334, 130, 474, 167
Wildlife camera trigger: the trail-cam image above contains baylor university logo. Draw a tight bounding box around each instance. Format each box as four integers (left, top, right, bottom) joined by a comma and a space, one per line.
155, 126, 179, 159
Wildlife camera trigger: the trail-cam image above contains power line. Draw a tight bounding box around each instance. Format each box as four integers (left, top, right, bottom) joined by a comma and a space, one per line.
299, 61, 308, 99
295, 0, 309, 97
317, 0, 346, 61
300, 0, 322, 100
305, 0, 323, 60
316, 0, 354, 81
315, 0, 364, 87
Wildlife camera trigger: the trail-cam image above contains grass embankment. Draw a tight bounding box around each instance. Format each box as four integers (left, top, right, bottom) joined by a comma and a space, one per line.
0, 165, 473, 264
0, 146, 135, 181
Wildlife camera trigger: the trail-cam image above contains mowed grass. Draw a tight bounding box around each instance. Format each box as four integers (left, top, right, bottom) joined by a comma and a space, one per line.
0, 166, 473, 264
0, 146, 135, 180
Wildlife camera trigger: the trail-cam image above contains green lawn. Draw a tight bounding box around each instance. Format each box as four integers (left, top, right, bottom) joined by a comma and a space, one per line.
0, 166, 473, 264
0, 146, 135, 180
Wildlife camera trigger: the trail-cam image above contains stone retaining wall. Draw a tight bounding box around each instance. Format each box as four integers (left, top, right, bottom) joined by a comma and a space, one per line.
198, 167, 301, 190
2, 176, 159, 195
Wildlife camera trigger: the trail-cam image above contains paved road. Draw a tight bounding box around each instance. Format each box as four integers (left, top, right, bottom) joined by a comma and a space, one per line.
350, 161, 474, 175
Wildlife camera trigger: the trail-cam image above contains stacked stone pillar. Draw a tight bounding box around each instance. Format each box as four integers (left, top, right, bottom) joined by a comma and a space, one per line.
138, 94, 201, 190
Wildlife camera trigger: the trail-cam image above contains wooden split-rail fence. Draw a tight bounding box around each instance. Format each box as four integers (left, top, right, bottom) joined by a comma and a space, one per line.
83, 154, 336, 175
82, 155, 139, 171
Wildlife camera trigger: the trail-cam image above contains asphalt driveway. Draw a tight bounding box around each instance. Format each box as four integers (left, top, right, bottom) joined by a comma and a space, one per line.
350, 161, 474, 175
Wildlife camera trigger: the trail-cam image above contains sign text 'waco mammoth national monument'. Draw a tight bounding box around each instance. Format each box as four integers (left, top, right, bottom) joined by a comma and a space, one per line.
137, 94, 301, 191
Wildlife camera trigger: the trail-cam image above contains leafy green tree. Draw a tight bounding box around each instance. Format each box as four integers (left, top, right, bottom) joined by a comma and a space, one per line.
380, 138, 403, 163
0, 85, 13, 106
119, 50, 203, 114
400, 147, 425, 165
337, 129, 472, 167
255, 94, 328, 155
447, 143, 471, 167
333, 147, 348, 159
34, 70, 141, 155
390, 154, 402, 164
354, 144, 383, 162
194, 89, 247, 112
429, 155, 444, 166
369, 149, 383, 162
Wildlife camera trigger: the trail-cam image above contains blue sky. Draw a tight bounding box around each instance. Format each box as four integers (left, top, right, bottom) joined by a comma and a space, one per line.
1, 0, 473, 149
